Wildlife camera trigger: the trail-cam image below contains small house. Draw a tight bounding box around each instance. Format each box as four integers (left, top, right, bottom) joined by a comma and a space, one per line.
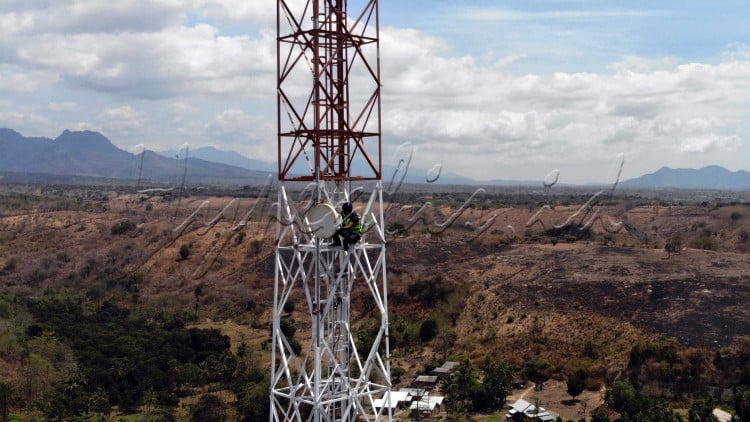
410, 395, 444, 417
505, 399, 559, 422
372, 391, 412, 411
431, 361, 460, 379
412, 375, 439, 389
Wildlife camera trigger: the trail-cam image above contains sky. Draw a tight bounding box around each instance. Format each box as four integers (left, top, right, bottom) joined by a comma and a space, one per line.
2, 1, 750, 184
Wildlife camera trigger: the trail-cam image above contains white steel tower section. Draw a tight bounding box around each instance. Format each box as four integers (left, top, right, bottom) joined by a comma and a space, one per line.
270, 184, 391, 421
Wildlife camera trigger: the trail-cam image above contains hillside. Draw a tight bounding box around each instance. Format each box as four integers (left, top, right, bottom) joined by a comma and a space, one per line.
1, 184, 749, 419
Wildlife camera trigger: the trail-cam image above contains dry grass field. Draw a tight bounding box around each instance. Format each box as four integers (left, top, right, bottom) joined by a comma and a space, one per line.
1, 185, 750, 419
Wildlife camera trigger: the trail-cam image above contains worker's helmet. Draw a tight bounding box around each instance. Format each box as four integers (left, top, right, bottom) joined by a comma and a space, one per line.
342, 202, 353, 214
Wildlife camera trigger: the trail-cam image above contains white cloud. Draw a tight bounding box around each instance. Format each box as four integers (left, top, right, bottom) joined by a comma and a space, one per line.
0, 64, 48, 93
679, 134, 741, 153
378, 25, 750, 180
209, 109, 273, 140
94, 106, 145, 139
191, 0, 277, 25
97, 105, 141, 122
459, 8, 667, 22
0, 11, 35, 37
210, 109, 250, 133
9, 24, 275, 100
2, 0, 186, 35
47, 102, 78, 112
2, 2, 750, 183
0, 110, 47, 128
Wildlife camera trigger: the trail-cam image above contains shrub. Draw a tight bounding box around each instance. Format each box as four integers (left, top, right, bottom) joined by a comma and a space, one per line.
111, 220, 136, 235
279, 318, 297, 338
524, 358, 552, 382
391, 366, 406, 382
690, 236, 718, 251
190, 394, 226, 422
0, 300, 13, 319
248, 239, 263, 256
179, 244, 191, 260
419, 318, 439, 344
283, 300, 295, 314
664, 233, 682, 254
405, 276, 450, 305
2, 258, 16, 272
545, 224, 593, 241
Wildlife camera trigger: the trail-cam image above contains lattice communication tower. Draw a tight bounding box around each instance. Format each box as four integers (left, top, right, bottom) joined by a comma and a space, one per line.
271, 0, 391, 420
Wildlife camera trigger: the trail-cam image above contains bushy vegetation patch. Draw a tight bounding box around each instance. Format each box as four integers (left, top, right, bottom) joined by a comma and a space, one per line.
4, 296, 274, 420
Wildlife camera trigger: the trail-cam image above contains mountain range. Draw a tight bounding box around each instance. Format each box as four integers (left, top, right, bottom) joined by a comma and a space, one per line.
619, 165, 750, 190
0, 128, 271, 185
2, 128, 750, 190
156, 146, 478, 185
157, 146, 276, 173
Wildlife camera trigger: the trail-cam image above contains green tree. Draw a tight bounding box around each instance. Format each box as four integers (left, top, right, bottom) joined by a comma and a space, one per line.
735, 386, 750, 422
22, 297, 233, 411
590, 407, 611, 422
665, 233, 682, 255
0, 382, 14, 422
235, 377, 270, 422
442, 359, 478, 414
605, 381, 639, 416
606, 380, 682, 421
688, 398, 718, 422
566, 368, 587, 401
419, 318, 439, 344
638, 400, 682, 422
21, 353, 56, 402
475, 357, 513, 410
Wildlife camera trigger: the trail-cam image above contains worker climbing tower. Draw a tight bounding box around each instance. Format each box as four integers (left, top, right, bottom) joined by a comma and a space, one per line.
271, 0, 391, 420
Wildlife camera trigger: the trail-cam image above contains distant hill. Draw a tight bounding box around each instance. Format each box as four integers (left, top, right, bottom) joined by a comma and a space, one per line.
158, 146, 276, 173
0, 128, 271, 185
621, 165, 750, 190
8, 128, 748, 190
160, 144, 482, 185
